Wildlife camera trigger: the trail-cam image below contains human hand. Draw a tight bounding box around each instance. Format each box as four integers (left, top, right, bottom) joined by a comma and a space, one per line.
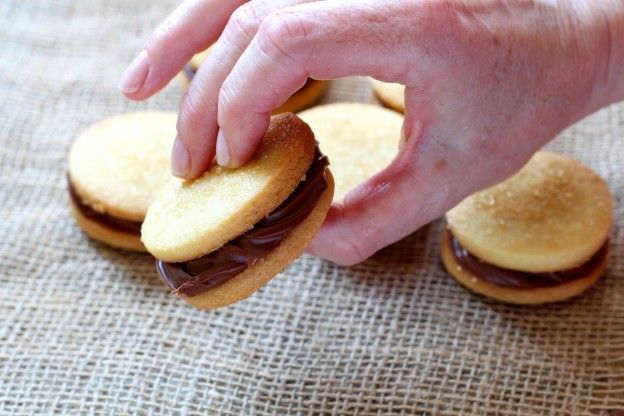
119, 0, 623, 265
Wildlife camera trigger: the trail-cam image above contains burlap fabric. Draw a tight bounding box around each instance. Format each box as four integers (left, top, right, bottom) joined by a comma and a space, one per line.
1, 1, 623, 414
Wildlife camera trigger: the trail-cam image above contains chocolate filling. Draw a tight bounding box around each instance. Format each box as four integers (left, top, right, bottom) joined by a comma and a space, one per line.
157, 149, 329, 296
445, 230, 608, 289
68, 177, 142, 235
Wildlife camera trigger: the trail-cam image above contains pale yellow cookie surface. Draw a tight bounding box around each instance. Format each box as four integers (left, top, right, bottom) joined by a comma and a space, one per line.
446, 152, 613, 272
68, 111, 176, 222
273, 80, 328, 114
371, 79, 405, 113
142, 113, 317, 263
440, 230, 607, 304
189, 48, 210, 70
298, 103, 403, 202
184, 171, 334, 309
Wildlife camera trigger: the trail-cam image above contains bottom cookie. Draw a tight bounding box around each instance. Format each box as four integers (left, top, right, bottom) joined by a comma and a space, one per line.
70, 201, 146, 252
440, 229, 607, 304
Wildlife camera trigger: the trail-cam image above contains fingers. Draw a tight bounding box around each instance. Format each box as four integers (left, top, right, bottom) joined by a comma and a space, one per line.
118, 0, 244, 100
175, 0, 311, 179
215, 0, 421, 168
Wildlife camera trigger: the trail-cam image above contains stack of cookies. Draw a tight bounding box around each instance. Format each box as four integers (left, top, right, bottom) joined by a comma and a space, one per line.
441, 152, 612, 304
68, 111, 177, 252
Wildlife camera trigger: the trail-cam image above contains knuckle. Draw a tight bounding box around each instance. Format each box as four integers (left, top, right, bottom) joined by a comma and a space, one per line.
258, 10, 310, 58
337, 236, 369, 266
225, 3, 263, 43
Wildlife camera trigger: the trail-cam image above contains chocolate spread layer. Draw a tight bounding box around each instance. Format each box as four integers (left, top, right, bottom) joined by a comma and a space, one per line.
68, 177, 142, 235
446, 230, 608, 289
158, 149, 329, 296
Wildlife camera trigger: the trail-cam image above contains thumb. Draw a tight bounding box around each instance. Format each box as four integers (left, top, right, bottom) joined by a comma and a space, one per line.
307, 123, 457, 265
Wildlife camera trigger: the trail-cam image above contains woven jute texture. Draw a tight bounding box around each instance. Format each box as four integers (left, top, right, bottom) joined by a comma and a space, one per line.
1, 1, 623, 415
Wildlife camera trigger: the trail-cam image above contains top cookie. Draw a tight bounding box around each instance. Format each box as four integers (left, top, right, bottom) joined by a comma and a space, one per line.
371, 79, 405, 113
67, 111, 177, 222
141, 113, 317, 263
446, 152, 613, 272
298, 103, 402, 202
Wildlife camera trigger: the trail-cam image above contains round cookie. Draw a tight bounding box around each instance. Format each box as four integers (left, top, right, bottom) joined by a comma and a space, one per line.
68, 111, 176, 251
446, 152, 612, 272
180, 49, 328, 113
142, 113, 334, 309
370, 79, 405, 113
442, 151, 613, 304
439, 229, 608, 305
298, 102, 403, 202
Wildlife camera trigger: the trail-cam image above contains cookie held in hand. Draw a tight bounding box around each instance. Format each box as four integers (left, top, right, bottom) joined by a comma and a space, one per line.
441, 152, 613, 304
142, 113, 334, 309
67, 111, 176, 251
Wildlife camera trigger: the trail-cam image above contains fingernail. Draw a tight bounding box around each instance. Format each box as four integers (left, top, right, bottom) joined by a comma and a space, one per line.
171, 136, 190, 178
216, 130, 231, 167
118, 50, 149, 94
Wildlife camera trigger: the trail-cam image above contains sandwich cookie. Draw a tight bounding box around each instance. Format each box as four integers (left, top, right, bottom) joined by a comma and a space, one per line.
370, 79, 405, 113
298, 103, 402, 202
181, 49, 328, 114
67, 111, 176, 251
441, 152, 613, 304
142, 113, 334, 309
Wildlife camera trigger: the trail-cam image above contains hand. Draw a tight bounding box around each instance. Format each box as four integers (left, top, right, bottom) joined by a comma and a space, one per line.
120, 0, 623, 265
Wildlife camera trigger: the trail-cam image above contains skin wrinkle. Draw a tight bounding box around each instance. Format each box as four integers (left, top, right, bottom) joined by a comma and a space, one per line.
258, 10, 312, 65
330, 206, 368, 264
218, 81, 245, 120
182, 79, 212, 124
250, 28, 308, 109
346, 180, 393, 209
227, 4, 264, 43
